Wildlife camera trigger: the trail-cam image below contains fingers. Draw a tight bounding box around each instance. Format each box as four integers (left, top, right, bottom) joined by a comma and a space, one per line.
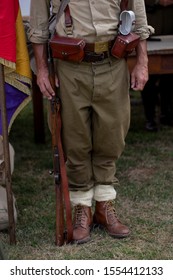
131, 77, 147, 91
36, 71, 56, 100
39, 79, 55, 100
131, 66, 148, 91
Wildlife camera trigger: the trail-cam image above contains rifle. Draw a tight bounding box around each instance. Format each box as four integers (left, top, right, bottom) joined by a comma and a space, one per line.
48, 46, 73, 246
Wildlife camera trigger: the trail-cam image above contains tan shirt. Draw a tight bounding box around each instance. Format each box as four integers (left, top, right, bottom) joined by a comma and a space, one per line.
29, 0, 150, 44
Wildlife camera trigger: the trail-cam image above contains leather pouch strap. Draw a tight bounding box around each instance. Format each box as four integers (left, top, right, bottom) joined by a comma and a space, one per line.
55, 0, 70, 25
64, 5, 73, 35
120, 0, 128, 11
55, 0, 73, 36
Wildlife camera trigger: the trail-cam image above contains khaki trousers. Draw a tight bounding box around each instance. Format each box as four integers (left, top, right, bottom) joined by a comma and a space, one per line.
54, 56, 130, 201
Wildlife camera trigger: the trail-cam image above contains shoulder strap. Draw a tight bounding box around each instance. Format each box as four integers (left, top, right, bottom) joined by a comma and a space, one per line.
120, 0, 128, 11
55, 0, 70, 24
53, 0, 73, 36
49, 0, 71, 38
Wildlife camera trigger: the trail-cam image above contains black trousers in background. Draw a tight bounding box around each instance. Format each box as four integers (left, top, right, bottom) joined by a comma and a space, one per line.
141, 74, 173, 126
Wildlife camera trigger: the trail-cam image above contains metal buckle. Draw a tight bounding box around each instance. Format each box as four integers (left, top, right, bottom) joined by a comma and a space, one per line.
65, 26, 73, 36
94, 41, 109, 53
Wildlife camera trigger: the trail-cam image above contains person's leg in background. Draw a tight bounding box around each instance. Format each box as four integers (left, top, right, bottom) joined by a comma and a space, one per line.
141, 75, 160, 131
159, 74, 173, 126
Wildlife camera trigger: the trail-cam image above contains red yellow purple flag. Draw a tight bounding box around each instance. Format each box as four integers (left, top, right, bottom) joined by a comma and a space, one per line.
0, 0, 32, 135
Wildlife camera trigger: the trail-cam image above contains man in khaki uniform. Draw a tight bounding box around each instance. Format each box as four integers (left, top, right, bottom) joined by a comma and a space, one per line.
29, 0, 150, 244
142, 0, 173, 131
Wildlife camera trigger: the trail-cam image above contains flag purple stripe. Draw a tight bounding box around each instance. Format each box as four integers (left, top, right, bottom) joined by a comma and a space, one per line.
0, 82, 29, 135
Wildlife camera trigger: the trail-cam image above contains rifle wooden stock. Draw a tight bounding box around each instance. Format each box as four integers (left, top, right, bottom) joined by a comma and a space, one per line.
51, 97, 64, 246
48, 50, 73, 246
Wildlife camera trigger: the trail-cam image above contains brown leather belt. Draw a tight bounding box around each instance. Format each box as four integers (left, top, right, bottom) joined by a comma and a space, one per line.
83, 40, 114, 63
83, 51, 110, 63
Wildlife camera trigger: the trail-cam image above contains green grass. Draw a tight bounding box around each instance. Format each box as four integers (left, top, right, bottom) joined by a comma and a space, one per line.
1, 92, 173, 259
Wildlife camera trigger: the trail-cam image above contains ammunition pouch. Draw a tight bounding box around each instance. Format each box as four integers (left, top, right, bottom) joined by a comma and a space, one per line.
111, 32, 140, 59
49, 34, 86, 62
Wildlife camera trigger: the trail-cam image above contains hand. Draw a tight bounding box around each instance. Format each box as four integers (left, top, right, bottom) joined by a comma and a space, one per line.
37, 67, 56, 100
159, 0, 173, 6
32, 43, 58, 100
130, 63, 148, 91
131, 40, 148, 91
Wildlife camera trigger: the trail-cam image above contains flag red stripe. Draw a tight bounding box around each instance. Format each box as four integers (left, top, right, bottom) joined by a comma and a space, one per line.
0, 0, 19, 63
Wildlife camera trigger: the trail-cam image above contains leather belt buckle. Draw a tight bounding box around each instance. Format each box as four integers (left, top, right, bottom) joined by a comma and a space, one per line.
83, 51, 108, 63
65, 25, 73, 35
94, 41, 109, 53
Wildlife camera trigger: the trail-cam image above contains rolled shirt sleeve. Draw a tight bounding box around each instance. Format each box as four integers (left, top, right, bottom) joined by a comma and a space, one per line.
28, 0, 51, 44
129, 0, 151, 40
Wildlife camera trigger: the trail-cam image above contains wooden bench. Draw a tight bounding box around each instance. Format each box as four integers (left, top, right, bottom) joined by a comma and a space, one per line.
127, 35, 173, 74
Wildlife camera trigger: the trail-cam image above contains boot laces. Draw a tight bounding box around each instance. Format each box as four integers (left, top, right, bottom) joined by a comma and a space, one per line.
105, 201, 119, 224
74, 205, 88, 229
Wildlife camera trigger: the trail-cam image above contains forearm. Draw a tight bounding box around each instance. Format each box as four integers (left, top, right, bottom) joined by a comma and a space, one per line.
136, 40, 148, 68
130, 40, 148, 91
32, 43, 55, 99
32, 43, 48, 72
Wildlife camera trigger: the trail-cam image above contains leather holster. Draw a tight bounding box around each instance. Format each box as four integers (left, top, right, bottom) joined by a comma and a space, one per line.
111, 32, 140, 59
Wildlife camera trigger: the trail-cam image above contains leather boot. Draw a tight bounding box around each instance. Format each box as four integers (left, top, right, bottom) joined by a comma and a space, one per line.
73, 205, 93, 244
93, 201, 130, 238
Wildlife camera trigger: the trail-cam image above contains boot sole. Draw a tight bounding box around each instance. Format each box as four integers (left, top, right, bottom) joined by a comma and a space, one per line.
72, 225, 92, 245
72, 235, 91, 245
93, 223, 130, 238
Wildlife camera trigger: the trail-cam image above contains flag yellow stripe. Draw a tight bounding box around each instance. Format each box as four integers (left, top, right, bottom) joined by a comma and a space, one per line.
15, 8, 31, 80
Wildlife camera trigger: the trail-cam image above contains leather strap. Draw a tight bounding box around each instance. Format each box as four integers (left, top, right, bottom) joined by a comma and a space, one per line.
64, 5, 73, 35
55, 0, 70, 24
54, 0, 73, 35
120, 0, 128, 11
49, 0, 70, 38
